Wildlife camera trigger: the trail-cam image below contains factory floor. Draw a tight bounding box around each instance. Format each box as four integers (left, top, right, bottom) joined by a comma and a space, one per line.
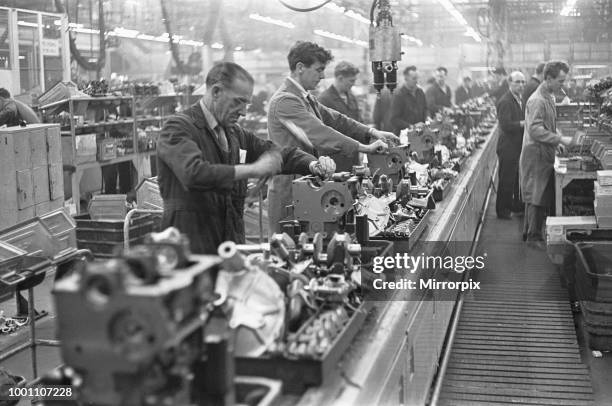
1, 195, 612, 405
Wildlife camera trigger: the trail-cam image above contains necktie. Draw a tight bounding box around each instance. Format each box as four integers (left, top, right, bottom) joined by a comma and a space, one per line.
216, 125, 229, 152
306, 94, 322, 119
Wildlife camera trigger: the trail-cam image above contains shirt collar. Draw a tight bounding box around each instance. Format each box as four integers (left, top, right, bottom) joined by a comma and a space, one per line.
199, 99, 220, 130
287, 76, 310, 99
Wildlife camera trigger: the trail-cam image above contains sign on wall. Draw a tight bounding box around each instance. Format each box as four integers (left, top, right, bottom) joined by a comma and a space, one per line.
42, 38, 60, 57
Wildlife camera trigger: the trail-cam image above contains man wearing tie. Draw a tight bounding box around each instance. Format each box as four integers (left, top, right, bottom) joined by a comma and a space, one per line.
267, 41, 398, 232
495, 71, 526, 219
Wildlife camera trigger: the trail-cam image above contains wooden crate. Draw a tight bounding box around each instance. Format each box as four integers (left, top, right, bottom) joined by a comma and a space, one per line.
0, 124, 64, 230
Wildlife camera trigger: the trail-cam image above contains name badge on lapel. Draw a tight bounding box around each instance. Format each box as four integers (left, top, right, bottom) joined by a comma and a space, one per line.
239, 149, 247, 164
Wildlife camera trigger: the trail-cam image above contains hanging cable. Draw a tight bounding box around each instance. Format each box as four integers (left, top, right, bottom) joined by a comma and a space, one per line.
278, 0, 332, 12
159, 0, 186, 75
54, 0, 106, 74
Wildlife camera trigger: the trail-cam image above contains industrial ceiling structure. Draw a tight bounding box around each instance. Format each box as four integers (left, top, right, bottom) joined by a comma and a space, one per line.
2, 0, 611, 72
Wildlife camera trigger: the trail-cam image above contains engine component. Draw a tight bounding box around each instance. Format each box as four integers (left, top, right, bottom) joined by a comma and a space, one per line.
367, 144, 411, 185
291, 175, 356, 236
403, 126, 438, 163
53, 234, 224, 406
354, 194, 392, 237
286, 307, 350, 357
216, 241, 286, 358
307, 274, 353, 303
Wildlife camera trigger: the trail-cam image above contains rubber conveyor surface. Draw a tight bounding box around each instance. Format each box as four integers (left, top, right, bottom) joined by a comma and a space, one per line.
438, 203, 595, 406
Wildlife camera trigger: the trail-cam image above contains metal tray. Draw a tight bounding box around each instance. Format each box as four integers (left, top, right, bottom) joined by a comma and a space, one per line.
234, 239, 393, 394
236, 302, 370, 394
373, 209, 431, 250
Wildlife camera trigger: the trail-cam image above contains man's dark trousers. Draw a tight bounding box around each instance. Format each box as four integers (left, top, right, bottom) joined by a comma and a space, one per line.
496, 149, 522, 216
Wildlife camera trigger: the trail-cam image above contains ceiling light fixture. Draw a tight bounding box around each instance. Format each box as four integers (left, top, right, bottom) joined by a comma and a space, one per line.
313, 29, 368, 48
324, 3, 370, 25
560, 0, 578, 16
401, 34, 423, 47
436, 0, 482, 42
249, 13, 295, 29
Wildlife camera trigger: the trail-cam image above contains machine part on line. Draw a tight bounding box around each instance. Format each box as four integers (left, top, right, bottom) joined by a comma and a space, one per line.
53, 248, 222, 406
218, 240, 247, 273
215, 242, 286, 357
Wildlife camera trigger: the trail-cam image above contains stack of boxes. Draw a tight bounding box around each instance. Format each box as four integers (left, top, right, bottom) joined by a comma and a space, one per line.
594, 170, 612, 227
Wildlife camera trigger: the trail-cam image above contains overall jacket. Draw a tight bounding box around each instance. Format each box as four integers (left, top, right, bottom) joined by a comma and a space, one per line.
157, 102, 314, 254
266, 78, 371, 232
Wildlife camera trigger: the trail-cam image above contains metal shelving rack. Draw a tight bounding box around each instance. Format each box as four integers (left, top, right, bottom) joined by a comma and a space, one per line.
39, 96, 154, 214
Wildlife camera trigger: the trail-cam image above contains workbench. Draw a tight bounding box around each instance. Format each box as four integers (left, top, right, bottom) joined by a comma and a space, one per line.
281, 127, 499, 405
554, 156, 597, 216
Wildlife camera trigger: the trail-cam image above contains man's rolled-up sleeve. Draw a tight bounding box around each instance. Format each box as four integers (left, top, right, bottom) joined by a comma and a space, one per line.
157, 120, 235, 191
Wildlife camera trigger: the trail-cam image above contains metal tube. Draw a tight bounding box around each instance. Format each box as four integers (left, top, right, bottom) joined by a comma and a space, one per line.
0, 341, 31, 362
429, 161, 498, 406
123, 208, 163, 250
29, 287, 37, 378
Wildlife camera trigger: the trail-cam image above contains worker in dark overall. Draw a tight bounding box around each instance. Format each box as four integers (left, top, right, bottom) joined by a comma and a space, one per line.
157, 62, 335, 254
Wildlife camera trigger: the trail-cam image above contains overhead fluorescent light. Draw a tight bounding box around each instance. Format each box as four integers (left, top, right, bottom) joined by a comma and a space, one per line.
560, 0, 578, 16
211, 42, 224, 49
17, 21, 39, 28
73, 27, 100, 35
179, 39, 204, 47
436, 0, 482, 42
249, 13, 295, 29
137, 34, 156, 41
345, 10, 370, 25
324, 3, 370, 25
110, 27, 139, 38
464, 26, 481, 42
313, 29, 367, 48
401, 34, 423, 47
573, 64, 607, 69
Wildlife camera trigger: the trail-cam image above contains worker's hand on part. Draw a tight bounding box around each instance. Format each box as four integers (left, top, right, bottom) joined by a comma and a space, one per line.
252, 150, 282, 177
557, 143, 567, 155
559, 135, 574, 147
370, 129, 400, 146
309, 156, 336, 179
364, 139, 389, 154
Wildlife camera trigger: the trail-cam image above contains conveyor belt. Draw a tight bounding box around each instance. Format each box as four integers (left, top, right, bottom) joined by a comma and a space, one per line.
437, 202, 595, 405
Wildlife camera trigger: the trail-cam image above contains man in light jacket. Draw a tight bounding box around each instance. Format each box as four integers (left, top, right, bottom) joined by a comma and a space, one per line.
267, 41, 398, 232
519, 61, 575, 248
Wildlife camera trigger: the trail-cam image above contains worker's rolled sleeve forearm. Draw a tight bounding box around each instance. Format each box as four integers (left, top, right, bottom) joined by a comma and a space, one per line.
157, 122, 235, 191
